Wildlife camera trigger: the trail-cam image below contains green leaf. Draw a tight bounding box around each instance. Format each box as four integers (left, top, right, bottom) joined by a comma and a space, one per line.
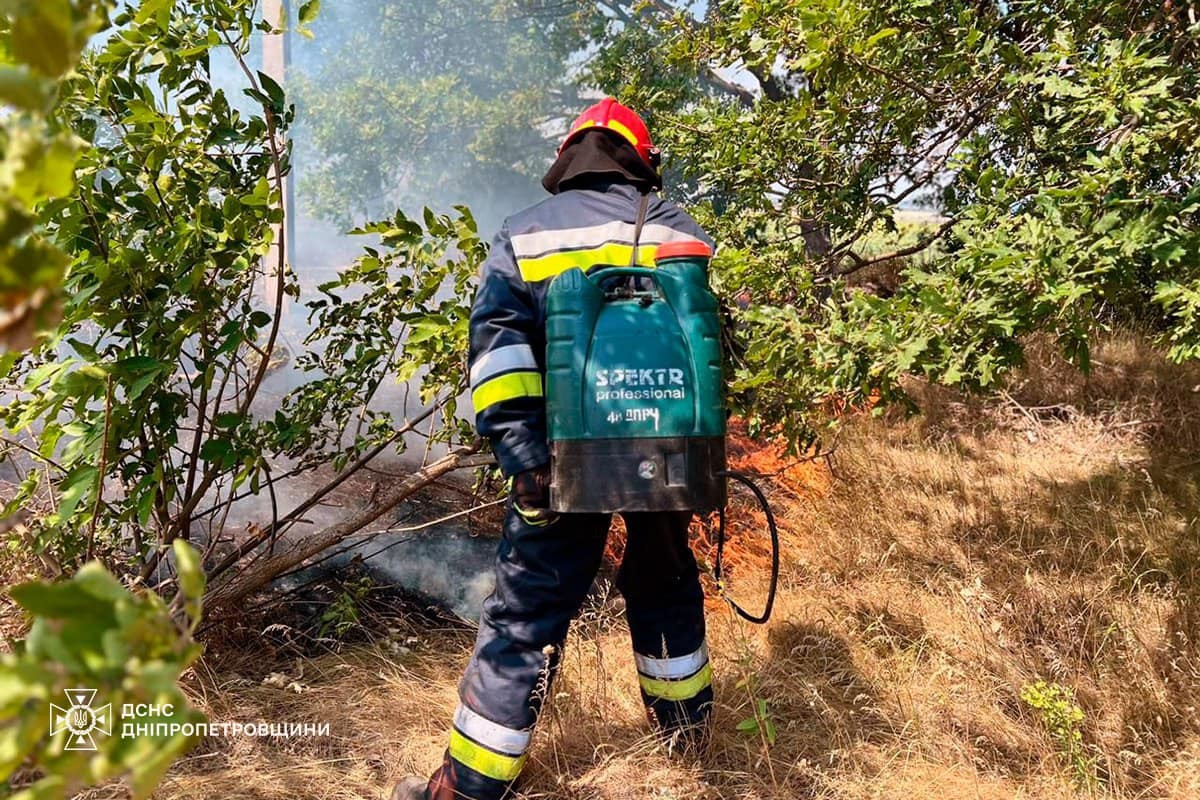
894, 336, 929, 372
129, 731, 193, 799
0, 661, 50, 714
114, 355, 163, 374
56, 464, 98, 522
11, 578, 107, 621
213, 412, 244, 429
136, 483, 157, 528
407, 317, 449, 344
0, 350, 21, 381
40, 136, 82, 198
298, 0, 321, 26
240, 176, 271, 207
127, 369, 159, 400
255, 71, 285, 114
0, 65, 51, 112
74, 561, 133, 604
199, 437, 233, 465
7, 132, 81, 206
134, 0, 175, 27
10, 5, 75, 77
172, 540, 205, 603
865, 27, 901, 48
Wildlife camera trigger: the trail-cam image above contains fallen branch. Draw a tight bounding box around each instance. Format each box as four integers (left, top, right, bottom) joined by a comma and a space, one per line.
202, 442, 487, 610
199, 400, 447, 586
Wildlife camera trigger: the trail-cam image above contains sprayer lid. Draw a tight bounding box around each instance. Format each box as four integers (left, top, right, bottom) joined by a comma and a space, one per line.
655, 240, 713, 262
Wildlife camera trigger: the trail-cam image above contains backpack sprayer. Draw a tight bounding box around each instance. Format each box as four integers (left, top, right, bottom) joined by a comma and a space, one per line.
544, 218, 779, 624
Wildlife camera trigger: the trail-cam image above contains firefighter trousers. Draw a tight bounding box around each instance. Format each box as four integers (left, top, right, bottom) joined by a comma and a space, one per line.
424, 502, 712, 800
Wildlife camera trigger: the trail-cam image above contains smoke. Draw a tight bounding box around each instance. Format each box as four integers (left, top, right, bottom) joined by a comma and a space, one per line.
273, 495, 500, 622
355, 528, 497, 621
285, 1, 573, 262
225, 0, 582, 432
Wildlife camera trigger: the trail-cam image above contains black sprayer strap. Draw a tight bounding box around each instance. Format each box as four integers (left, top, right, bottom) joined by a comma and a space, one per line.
629, 191, 651, 267
713, 469, 780, 625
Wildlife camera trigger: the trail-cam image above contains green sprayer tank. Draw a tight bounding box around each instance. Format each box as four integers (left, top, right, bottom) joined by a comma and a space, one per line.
545, 240, 726, 513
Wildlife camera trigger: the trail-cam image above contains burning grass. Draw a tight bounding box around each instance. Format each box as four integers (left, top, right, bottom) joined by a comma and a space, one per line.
146, 329, 1200, 799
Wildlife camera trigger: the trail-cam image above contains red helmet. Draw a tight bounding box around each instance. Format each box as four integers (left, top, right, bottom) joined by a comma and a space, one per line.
558, 97, 660, 170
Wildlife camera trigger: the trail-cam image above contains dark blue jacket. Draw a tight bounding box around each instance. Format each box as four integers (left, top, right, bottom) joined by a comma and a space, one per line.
468, 182, 713, 476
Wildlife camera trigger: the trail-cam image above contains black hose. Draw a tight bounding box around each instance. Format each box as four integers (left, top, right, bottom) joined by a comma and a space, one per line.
713, 469, 779, 625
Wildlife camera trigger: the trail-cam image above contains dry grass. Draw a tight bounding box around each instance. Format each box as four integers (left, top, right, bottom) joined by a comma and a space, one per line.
150, 330, 1200, 800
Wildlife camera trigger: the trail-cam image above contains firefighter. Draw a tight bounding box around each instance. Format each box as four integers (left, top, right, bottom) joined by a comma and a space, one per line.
391, 98, 716, 800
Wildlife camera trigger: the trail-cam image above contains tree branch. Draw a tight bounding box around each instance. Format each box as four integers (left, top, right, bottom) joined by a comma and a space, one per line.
838, 216, 958, 275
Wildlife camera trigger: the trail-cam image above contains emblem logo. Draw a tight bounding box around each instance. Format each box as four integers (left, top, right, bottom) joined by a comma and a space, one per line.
49, 689, 112, 751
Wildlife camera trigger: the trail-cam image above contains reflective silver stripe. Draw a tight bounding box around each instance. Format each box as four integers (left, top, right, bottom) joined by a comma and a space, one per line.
453, 704, 531, 757
635, 224, 696, 245
470, 344, 539, 389
634, 641, 709, 680
511, 222, 696, 260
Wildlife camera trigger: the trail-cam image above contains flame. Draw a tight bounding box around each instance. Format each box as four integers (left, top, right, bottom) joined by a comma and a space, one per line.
602, 419, 832, 593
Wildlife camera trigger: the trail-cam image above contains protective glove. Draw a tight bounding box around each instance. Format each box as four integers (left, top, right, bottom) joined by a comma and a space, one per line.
511, 465, 557, 526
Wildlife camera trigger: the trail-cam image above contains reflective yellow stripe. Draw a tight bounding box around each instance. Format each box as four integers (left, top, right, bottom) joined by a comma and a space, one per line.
471, 371, 543, 413
638, 663, 713, 701
453, 704, 531, 756
517, 243, 658, 283
604, 118, 640, 148
448, 729, 527, 781
571, 119, 597, 136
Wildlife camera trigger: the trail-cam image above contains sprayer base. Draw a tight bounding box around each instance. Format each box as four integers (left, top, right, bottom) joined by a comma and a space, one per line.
549, 436, 726, 514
